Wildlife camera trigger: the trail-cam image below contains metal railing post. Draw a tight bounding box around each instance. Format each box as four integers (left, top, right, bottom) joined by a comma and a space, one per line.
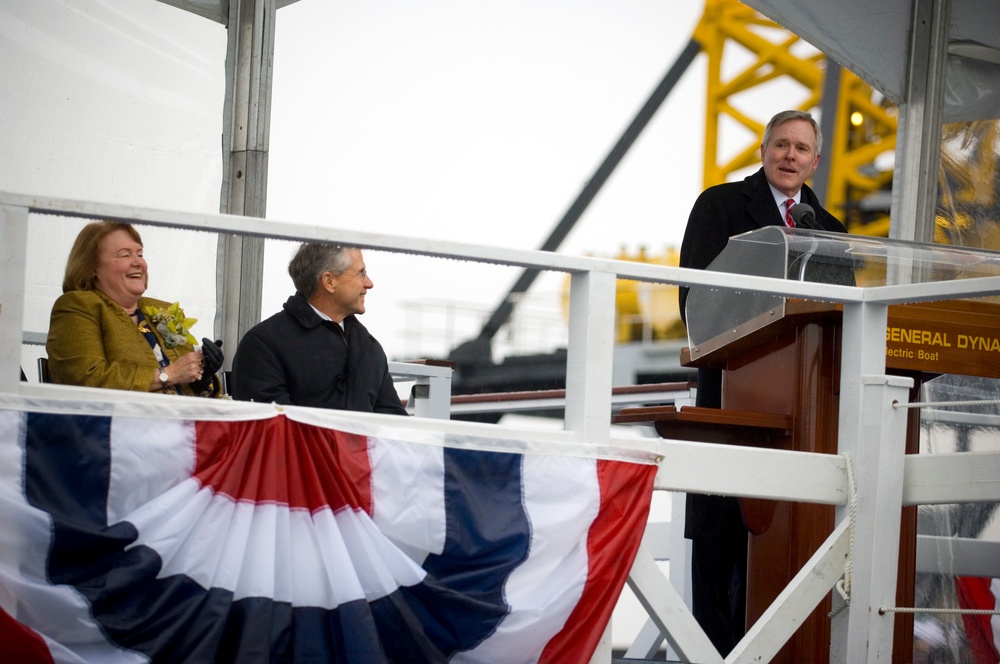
0, 204, 29, 391
564, 270, 616, 441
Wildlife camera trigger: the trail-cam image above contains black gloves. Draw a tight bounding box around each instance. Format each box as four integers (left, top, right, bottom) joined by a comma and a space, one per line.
201, 338, 224, 377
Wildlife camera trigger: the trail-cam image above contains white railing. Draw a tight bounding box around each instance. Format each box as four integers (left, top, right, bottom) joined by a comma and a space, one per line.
388, 360, 454, 419
3, 190, 1000, 663
398, 294, 569, 360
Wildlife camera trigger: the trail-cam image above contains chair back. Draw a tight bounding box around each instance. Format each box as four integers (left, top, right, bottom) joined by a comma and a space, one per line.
37, 357, 51, 383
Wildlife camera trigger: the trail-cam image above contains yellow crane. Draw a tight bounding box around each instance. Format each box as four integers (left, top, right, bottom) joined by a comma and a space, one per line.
608, 0, 998, 343
696, 0, 896, 235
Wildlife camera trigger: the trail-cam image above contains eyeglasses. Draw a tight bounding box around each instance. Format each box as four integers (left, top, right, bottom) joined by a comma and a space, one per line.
339, 269, 368, 280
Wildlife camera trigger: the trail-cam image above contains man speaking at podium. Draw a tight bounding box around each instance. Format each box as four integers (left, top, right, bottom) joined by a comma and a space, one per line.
677, 109, 847, 655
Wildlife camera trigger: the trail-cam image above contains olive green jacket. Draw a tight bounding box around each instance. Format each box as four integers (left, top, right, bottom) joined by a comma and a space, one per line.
46, 290, 219, 397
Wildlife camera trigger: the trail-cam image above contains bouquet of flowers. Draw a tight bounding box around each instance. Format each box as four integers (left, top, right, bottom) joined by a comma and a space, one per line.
143, 302, 198, 349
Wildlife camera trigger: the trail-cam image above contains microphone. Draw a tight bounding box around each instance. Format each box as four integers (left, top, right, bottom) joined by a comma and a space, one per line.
790, 202, 819, 230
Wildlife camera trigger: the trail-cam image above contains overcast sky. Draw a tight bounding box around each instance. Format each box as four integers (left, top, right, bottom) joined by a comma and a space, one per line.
263, 1, 706, 359
4, 0, 707, 362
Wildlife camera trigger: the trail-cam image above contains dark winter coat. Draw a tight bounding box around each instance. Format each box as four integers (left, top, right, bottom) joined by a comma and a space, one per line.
678, 167, 847, 321
677, 167, 846, 538
232, 293, 407, 415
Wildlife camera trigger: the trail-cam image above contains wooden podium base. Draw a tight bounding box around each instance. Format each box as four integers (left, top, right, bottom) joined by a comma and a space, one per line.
628, 313, 920, 662
723, 321, 917, 664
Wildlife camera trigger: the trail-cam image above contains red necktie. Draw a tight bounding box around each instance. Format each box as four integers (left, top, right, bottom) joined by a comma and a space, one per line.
785, 199, 796, 227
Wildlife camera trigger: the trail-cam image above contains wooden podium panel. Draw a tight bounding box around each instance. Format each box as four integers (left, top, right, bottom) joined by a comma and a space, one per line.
722, 315, 846, 663
686, 298, 1000, 377
884, 299, 1000, 377
638, 298, 1000, 663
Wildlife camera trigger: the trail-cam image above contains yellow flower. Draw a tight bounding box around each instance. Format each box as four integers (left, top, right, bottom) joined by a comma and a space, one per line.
144, 302, 198, 348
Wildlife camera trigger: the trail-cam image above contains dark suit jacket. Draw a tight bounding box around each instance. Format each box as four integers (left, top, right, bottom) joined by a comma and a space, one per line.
678, 167, 847, 321
677, 168, 846, 538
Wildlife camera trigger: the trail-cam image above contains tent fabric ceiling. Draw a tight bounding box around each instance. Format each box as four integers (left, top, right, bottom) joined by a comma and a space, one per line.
161, 0, 998, 121
743, 0, 1000, 123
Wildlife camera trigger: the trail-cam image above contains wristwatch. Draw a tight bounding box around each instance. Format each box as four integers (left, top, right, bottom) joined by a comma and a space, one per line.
159, 369, 169, 387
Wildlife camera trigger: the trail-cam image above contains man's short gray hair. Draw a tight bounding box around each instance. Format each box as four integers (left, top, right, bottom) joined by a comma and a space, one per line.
763, 109, 823, 156
288, 243, 355, 296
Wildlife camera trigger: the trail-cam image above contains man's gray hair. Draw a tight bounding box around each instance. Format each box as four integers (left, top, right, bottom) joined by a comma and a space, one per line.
288, 243, 355, 296
763, 109, 823, 156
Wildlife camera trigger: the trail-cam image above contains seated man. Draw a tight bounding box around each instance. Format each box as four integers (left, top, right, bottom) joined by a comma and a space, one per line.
232, 242, 407, 415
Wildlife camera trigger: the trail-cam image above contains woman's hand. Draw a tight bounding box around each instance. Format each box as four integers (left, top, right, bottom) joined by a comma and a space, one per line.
163, 350, 205, 387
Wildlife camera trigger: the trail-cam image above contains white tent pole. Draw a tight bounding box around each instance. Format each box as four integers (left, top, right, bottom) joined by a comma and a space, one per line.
890, 0, 951, 244
216, 0, 277, 359
0, 205, 29, 389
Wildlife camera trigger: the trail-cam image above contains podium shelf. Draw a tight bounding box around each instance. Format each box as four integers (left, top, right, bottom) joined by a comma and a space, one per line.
613, 405, 792, 446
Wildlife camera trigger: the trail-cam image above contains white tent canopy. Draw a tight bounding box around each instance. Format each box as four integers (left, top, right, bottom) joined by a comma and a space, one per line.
745, 0, 1000, 123
746, 0, 999, 246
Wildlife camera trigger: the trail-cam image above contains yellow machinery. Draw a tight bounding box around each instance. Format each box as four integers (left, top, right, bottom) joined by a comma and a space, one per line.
605, 0, 999, 344
610, 246, 687, 343
695, 0, 897, 234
